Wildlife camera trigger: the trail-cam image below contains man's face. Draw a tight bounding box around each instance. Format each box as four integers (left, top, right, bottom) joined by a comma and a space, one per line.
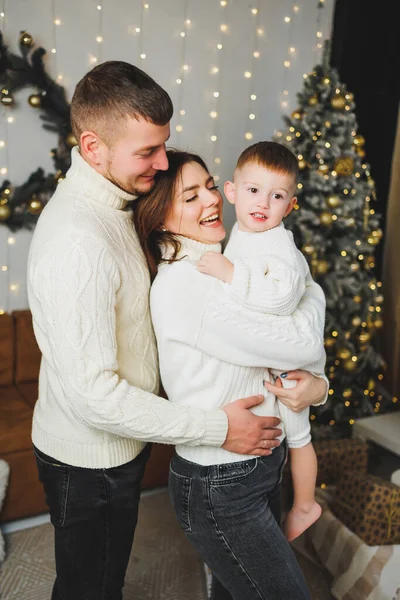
100, 116, 170, 195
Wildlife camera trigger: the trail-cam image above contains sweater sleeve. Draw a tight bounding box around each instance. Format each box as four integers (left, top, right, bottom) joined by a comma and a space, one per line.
227, 226, 307, 315
152, 262, 326, 375
28, 237, 228, 447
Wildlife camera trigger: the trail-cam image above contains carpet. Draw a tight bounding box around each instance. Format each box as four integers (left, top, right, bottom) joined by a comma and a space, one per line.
0, 489, 333, 600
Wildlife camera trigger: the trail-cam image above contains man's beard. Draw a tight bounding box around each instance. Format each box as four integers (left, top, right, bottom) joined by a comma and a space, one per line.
104, 163, 155, 196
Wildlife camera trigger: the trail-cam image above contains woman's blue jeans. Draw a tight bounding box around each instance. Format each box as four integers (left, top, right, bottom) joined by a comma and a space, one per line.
169, 441, 311, 600
34, 443, 151, 600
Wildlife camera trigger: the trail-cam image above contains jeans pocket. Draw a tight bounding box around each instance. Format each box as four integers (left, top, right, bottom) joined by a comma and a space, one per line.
168, 467, 192, 533
34, 447, 70, 527
209, 459, 258, 486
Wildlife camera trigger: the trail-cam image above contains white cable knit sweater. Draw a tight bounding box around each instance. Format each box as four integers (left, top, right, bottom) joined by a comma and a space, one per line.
150, 234, 327, 466
27, 147, 228, 468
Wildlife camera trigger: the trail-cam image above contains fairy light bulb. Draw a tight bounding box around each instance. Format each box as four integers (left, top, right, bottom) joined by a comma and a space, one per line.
211, 135, 217, 142
244, 71, 252, 78
210, 111, 218, 118
245, 132, 253, 140
213, 92, 220, 98
250, 94, 257, 100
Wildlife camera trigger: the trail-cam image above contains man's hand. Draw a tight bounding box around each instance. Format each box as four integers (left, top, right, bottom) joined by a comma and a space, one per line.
198, 252, 234, 284
264, 370, 328, 413
222, 395, 282, 456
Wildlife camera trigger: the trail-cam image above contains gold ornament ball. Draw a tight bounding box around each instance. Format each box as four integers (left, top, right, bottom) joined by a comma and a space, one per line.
66, 132, 78, 148
28, 94, 42, 108
319, 211, 333, 226
28, 199, 43, 215
331, 94, 346, 110
298, 159, 308, 170
302, 245, 315, 255
374, 319, 383, 329
353, 295, 362, 303
291, 110, 303, 120
334, 156, 354, 176
353, 134, 365, 147
308, 94, 318, 106
344, 359, 357, 372
343, 388, 353, 399
324, 338, 336, 348
357, 148, 366, 158
359, 332, 371, 343
316, 260, 329, 274
0, 203, 11, 221
326, 195, 341, 208
352, 316, 362, 327
1, 94, 14, 106
338, 348, 351, 360
20, 31, 34, 47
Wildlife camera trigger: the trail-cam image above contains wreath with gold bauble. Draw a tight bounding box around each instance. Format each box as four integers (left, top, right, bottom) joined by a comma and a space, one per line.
0, 31, 76, 231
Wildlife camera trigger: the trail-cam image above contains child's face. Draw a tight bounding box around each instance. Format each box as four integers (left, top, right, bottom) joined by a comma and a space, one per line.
224, 162, 297, 232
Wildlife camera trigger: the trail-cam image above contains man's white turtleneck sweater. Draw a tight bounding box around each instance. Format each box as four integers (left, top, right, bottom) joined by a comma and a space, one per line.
27, 147, 228, 469
150, 234, 327, 466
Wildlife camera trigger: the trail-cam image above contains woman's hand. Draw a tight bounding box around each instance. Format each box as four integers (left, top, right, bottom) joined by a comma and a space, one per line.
264, 370, 328, 413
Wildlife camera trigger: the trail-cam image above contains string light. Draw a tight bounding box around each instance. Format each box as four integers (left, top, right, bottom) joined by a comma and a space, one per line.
175, 0, 190, 138
90, 2, 103, 65
278, 2, 300, 112
243, 1, 262, 141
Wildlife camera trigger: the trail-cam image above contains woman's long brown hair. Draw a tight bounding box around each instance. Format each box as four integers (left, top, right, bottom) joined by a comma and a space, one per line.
133, 149, 210, 280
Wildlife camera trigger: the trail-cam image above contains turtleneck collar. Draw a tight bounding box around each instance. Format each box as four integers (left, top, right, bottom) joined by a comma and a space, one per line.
66, 146, 137, 210
162, 234, 222, 263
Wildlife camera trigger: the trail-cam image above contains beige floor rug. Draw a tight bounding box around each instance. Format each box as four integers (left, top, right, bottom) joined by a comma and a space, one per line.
0, 489, 333, 600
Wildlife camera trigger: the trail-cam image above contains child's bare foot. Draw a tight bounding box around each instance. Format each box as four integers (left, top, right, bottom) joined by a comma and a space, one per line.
283, 501, 322, 542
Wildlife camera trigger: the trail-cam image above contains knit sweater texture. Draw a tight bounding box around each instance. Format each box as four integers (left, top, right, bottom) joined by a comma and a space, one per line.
27, 147, 228, 468
150, 229, 327, 465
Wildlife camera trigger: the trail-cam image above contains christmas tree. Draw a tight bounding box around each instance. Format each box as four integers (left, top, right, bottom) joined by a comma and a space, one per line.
275, 41, 397, 438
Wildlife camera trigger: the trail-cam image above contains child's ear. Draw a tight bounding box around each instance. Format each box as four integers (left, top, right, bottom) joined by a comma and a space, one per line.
284, 196, 297, 217
224, 180, 236, 205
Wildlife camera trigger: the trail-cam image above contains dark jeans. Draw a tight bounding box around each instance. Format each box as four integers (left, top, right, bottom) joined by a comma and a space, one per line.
169, 442, 311, 600
34, 443, 151, 600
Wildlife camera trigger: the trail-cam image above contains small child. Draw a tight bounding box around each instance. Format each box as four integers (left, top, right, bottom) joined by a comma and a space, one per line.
198, 140, 326, 541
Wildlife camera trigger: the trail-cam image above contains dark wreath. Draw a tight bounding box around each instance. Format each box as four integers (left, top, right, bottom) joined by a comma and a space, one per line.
0, 30, 76, 231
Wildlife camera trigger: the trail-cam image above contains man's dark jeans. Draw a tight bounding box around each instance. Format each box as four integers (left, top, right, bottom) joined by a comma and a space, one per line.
169, 442, 311, 600
34, 443, 151, 600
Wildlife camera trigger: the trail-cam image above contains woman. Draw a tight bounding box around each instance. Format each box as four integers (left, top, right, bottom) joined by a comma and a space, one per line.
133, 150, 327, 600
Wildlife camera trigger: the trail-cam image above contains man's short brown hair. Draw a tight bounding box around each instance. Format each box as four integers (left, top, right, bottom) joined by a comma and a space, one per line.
70, 61, 173, 146
235, 141, 298, 180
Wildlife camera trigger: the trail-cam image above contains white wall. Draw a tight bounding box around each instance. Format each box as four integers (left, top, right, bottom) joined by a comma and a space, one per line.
0, 0, 334, 311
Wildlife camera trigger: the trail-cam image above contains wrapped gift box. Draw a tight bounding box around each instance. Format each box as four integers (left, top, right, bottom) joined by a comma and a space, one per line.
331, 471, 400, 546
307, 489, 400, 600
314, 438, 368, 486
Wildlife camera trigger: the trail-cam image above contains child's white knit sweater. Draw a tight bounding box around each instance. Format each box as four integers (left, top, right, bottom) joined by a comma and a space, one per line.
27, 148, 228, 469
150, 233, 327, 466
224, 222, 326, 448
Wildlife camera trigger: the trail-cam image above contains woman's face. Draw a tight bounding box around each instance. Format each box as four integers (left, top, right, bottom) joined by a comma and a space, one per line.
164, 161, 226, 244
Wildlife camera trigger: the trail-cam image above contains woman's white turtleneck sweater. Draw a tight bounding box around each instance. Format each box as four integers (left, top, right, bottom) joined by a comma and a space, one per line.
150, 234, 327, 466
27, 147, 228, 469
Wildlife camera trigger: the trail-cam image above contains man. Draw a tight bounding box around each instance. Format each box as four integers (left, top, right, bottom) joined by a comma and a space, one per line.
28, 61, 327, 600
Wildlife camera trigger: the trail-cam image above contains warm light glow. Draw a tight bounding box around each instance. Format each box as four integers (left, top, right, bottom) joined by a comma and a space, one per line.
140, 53, 146, 59
220, 0, 227, 5
135, 27, 141, 33
284, 60, 291, 68
183, 64, 189, 71
97, 4, 102, 10
185, 19, 191, 25
51, 48, 57, 54
10, 284, 18, 292
176, 78, 182, 84
8, 237, 15, 244
210, 111, 218, 118
0, 167, 7, 175
180, 31, 186, 37
220, 24, 228, 32
215, 158, 221, 164
250, 94, 257, 100
284, 16, 291, 23
180, 109, 185, 116
257, 28, 264, 36
252, 8, 258, 14
249, 113, 255, 120
1, 266, 7, 271
211, 135, 217, 142
57, 74, 63, 81
289, 47, 296, 53
96, 36, 103, 42
0, 141, 5, 147
211, 66, 219, 74
244, 71, 252, 78
90, 56, 98, 64
54, 18, 61, 25
217, 43, 223, 50
176, 125, 183, 132
245, 132, 253, 140
213, 92, 220, 98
